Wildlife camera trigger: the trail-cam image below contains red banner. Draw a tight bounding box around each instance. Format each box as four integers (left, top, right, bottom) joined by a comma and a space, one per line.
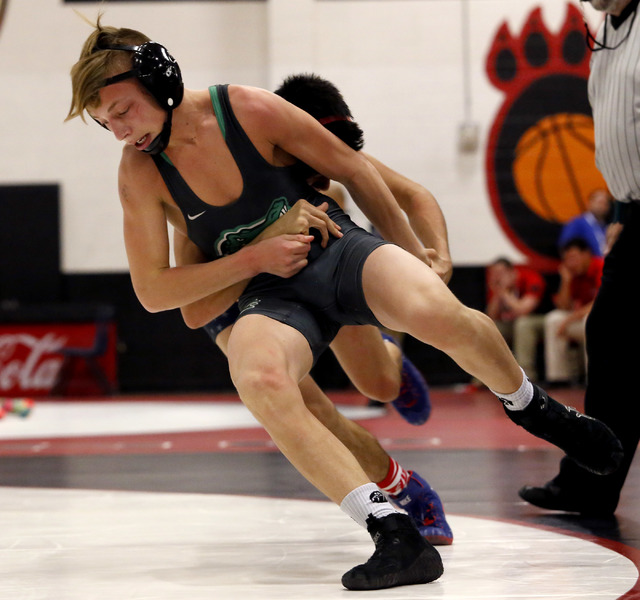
0, 322, 117, 397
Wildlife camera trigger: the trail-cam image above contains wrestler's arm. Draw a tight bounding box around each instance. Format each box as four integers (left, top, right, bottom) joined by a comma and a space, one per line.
232, 86, 427, 262
363, 152, 453, 284
173, 230, 248, 329
119, 149, 313, 313
174, 206, 329, 329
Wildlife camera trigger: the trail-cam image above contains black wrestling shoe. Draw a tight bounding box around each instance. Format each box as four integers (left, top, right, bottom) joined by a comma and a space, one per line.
502, 384, 623, 476
341, 513, 443, 591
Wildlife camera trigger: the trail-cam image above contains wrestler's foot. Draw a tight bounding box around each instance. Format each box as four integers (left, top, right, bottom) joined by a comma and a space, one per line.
341, 513, 444, 590
390, 471, 453, 546
502, 384, 623, 476
382, 334, 431, 425
3, 398, 34, 418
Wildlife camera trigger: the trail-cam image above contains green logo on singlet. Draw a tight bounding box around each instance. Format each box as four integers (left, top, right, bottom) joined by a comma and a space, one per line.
214, 197, 290, 257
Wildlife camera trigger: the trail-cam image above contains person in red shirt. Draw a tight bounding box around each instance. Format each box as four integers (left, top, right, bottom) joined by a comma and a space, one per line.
486, 258, 546, 324
485, 258, 546, 381
543, 238, 603, 384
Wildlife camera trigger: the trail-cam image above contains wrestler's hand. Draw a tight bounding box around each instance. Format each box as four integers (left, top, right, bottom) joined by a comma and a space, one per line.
258, 199, 342, 248
424, 248, 453, 284
253, 234, 314, 278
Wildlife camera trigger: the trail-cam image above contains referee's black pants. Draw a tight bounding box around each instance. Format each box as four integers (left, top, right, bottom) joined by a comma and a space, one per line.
554, 201, 640, 510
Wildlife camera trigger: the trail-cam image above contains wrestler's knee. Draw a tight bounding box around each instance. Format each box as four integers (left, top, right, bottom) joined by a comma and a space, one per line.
231, 361, 297, 420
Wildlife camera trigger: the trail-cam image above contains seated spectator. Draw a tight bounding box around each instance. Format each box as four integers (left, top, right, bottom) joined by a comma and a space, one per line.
516, 239, 603, 385
558, 188, 613, 257
485, 258, 546, 381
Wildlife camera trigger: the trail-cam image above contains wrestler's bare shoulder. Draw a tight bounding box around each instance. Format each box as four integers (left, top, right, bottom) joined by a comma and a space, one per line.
119, 146, 159, 181
118, 147, 164, 206
227, 84, 281, 120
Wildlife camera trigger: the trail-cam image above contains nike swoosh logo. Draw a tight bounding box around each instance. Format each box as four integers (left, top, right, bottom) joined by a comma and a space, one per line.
188, 211, 206, 220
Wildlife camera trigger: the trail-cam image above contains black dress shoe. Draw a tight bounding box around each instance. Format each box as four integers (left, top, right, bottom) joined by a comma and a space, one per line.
518, 482, 618, 516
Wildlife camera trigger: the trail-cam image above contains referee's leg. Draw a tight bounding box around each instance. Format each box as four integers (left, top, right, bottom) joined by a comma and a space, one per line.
583, 206, 640, 509
520, 204, 640, 514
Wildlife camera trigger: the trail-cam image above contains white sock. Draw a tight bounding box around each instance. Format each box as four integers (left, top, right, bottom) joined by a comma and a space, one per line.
340, 483, 397, 528
491, 368, 534, 411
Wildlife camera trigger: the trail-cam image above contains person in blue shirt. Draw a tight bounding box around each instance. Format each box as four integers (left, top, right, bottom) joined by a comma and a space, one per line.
558, 188, 612, 257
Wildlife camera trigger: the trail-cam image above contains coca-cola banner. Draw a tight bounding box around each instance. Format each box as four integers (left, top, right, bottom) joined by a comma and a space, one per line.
0, 323, 117, 397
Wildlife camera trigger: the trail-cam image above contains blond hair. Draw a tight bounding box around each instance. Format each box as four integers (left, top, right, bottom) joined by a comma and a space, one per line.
66, 14, 150, 122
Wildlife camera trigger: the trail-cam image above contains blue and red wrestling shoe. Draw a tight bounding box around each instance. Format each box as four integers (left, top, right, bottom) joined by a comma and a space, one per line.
389, 470, 453, 546
382, 333, 431, 425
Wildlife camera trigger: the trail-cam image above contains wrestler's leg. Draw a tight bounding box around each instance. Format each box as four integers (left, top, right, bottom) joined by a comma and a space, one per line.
299, 373, 452, 545
298, 374, 389, 481
217, 322, 391, 481
331, 325, 432, 424
227, 313, 443, 589
217, 324, 398, 481
362, 245, 519, 393
218, 319, 451, 543
226, 313, 371, 504
330, 325, 401, 402
360, 244, 622, 476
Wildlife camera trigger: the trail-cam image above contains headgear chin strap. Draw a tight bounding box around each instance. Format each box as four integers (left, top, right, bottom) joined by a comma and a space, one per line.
143, 110, 174, 155
92, 41, 184, 155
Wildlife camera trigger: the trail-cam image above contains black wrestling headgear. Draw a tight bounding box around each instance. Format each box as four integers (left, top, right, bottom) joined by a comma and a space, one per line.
92, 41, 184, 154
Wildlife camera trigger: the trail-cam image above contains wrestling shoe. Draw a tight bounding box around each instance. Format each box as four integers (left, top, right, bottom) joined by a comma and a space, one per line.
3, 398, 34, 418
502, 384, 623, 476
390, 471, 453, 546
382, 333, 431, 425
341, 513, 444, 591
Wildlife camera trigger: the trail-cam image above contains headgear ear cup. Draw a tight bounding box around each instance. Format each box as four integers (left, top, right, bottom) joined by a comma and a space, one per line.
99, 41, 184, 110
131, 42, 184, 109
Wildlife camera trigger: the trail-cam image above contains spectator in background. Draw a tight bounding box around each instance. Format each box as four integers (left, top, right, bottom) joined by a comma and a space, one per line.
485, 258, 546, 382
514, 239, 603, 386
558, 188, 612, 257
543, 238, 603, 385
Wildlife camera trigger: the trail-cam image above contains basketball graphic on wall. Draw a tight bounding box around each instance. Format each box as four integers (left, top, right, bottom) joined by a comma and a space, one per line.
513, 112, 604, 223
485, 5, 607, 271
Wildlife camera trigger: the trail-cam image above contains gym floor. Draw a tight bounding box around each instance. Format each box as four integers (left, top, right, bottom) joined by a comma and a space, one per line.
0, 386, 638, 599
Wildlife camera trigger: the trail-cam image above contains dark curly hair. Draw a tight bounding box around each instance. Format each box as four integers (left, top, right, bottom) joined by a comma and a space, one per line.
274, 73, 364, 151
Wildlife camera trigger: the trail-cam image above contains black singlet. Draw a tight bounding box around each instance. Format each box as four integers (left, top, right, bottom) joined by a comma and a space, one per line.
153, 84, 388, 361
152, 84, 354, 261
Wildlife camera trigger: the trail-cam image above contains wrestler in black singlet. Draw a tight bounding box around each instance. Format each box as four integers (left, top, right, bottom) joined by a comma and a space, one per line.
153, 84, 388, 361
